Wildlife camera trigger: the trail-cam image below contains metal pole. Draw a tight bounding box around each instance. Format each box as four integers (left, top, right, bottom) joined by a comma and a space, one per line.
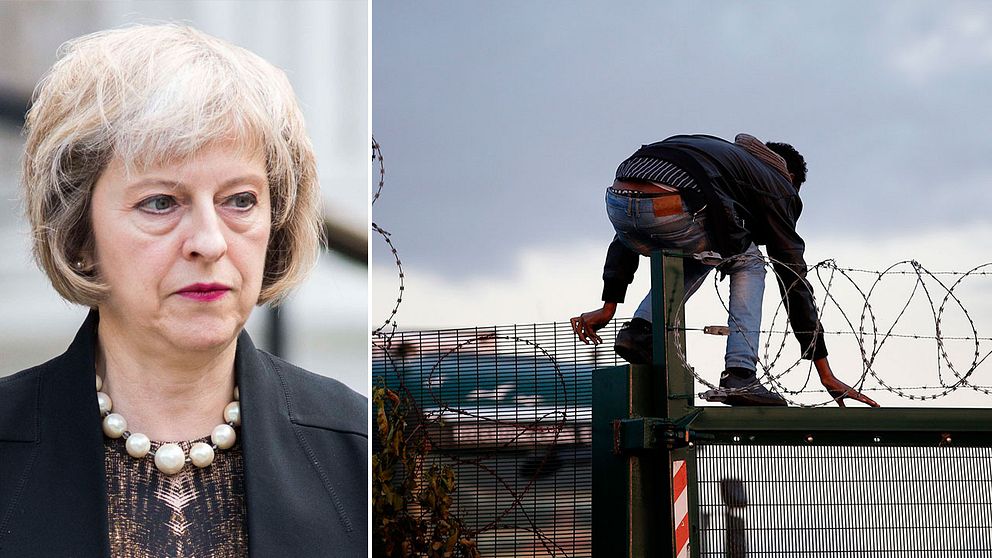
650, 250, 676, 557
720, 478, 747, 557
593, 251, 692, 558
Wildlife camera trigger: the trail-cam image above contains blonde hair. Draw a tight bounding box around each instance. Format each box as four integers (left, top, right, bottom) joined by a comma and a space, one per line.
22, 23, 322, 307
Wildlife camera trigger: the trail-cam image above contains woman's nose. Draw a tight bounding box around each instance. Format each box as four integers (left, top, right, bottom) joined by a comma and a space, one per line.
182, 204, 228, 261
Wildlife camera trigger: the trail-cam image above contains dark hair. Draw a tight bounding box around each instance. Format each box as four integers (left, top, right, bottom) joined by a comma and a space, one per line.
765, 141, 807, 189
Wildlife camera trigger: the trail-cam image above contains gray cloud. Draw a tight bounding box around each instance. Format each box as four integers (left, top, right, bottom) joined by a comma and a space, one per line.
373, 1, 992, 279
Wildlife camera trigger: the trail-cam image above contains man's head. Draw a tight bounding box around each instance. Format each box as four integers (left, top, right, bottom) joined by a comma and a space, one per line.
765, 142, 807, 189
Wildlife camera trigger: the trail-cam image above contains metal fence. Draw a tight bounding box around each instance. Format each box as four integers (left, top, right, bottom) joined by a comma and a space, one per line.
696, 445, 992, 556
373, 251, 992, 557
592, 251, 992, 558
373, 323, 626, 557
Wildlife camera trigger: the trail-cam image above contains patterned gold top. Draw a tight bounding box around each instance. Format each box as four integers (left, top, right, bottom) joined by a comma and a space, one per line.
104, 435, 248, 558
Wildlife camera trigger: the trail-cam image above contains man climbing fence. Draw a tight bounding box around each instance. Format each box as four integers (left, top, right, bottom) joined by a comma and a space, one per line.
570, 133, 877, 407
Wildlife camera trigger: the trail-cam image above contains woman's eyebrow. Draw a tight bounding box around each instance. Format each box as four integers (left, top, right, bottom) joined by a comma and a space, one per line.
124, 175, 267, 192
124, 178, 183, 193
220, 174, 268, 189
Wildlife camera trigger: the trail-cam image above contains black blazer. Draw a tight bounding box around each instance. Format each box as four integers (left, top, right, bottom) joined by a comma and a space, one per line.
0, 312, 368, 557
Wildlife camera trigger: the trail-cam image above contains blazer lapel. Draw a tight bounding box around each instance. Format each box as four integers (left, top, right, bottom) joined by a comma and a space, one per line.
237, 333, 361, 557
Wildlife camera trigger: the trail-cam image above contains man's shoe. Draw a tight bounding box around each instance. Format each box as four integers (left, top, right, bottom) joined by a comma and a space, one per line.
613, 318, 653, 365
717, 367, 788, 407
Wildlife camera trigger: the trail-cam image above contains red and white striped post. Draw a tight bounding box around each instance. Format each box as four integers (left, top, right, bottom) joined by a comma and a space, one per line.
673, 459, 690, 558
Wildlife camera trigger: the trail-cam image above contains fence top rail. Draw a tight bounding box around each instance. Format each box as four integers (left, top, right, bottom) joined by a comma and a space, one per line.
679, 404, 992, 447
689, 404, 992, 432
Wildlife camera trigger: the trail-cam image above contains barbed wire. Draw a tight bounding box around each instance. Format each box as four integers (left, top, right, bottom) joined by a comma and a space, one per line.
370, 135, 992, 554
668, 253, 992, 406
374, 330, 577, 556
370, 137, 403, 341
371, 223, 403, 340
371, 135, 385, 207
371, 136, 572, 555
425, 333, 568, 537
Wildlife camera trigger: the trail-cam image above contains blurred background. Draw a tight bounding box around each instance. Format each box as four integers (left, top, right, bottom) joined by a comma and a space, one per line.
0, 0, 368, 395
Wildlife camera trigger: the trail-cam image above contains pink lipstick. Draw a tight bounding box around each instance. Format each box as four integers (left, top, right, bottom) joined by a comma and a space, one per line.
177, 283, 230, 302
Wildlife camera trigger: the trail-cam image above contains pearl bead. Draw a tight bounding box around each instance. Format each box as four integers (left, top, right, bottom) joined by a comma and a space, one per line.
223, 401, 241, 426
211, 424, 236, 449
125, 433, 151, 458
96, 382, 240, 471
154, 443, 186, 475
97, 392, 113, 415
102, 413, 127, 438
189, 442, 215, 468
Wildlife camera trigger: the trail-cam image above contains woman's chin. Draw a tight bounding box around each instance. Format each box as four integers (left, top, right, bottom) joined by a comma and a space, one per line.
162, 315, 245, 352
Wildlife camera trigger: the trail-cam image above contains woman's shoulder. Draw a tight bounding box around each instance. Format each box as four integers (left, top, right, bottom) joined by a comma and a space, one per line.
255, 351, 367, 439
0, 359, 56, 441
0, 360, 47, 392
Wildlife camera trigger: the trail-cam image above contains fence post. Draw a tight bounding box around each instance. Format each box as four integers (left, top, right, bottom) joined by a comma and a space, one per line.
592, 251, 691, 557
650, 250, 677, 557
654, 251, 699, 557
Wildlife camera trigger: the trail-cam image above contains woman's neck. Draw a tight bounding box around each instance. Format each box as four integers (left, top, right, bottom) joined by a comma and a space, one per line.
96, 322, 238, 442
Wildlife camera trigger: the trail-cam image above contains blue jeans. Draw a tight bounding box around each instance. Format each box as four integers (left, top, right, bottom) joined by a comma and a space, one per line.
606, 189, 766, 371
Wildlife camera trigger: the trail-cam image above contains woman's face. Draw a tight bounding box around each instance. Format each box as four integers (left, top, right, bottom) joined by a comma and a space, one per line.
90, 142, 271, 353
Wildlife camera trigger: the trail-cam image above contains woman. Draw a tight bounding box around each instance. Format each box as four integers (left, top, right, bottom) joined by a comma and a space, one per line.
0, 25, 366, 557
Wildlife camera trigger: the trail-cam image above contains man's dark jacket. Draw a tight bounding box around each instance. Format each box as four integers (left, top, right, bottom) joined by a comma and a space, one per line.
0, 311, 368, 557
604, 134, 827, 359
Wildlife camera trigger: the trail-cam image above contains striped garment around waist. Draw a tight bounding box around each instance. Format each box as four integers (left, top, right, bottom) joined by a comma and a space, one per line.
615, 157, 697, 191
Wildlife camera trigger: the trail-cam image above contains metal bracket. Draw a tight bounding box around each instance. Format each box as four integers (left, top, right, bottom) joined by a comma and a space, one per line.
703, 325, 730, 336
614, 410, 710, 452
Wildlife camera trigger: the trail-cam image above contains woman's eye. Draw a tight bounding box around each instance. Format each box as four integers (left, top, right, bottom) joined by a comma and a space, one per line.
225, 192, 258, 210
138, 195, 177, 213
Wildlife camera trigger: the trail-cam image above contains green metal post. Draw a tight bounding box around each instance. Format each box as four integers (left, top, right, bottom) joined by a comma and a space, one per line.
592, 364, 667, 557
593, 251, 697, 558
661, 252, 693, 417
653, 252, 703, 558
648, 250, 675, 557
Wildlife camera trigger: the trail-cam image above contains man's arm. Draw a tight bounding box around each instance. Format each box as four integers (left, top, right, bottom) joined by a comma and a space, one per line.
602, 234, 639, 302
571, 236, 639, 344
571, 302, 616, 345
763, 197, 877, 406
761, 198, 827, 360
814, 357, 879, 407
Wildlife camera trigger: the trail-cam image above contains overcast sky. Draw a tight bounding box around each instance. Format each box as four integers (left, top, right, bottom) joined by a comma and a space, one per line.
374, 1, 992, 270
372, 2, 992, 406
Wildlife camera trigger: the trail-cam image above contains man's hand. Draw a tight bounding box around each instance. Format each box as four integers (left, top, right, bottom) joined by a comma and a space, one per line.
570, 302, 617, 345
814, 357, 879, 407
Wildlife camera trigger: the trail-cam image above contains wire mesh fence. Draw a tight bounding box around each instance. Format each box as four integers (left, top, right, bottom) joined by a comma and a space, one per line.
695, 444, 992, 556
372, 321, 628, 558
374, 319, 992, 557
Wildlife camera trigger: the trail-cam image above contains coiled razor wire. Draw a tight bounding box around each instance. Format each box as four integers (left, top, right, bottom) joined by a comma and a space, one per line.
426, 334, 568, 543
668, 252, 992, 406
372, 136, 386, 207
372, 135, 992, 555
374, 331, 576, 557
371, 137, 576, 555
371, 137, 403, 341
371, 223, 403, 340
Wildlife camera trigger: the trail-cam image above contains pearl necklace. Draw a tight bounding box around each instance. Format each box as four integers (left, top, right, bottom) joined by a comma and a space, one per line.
96, 375, 241, 475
